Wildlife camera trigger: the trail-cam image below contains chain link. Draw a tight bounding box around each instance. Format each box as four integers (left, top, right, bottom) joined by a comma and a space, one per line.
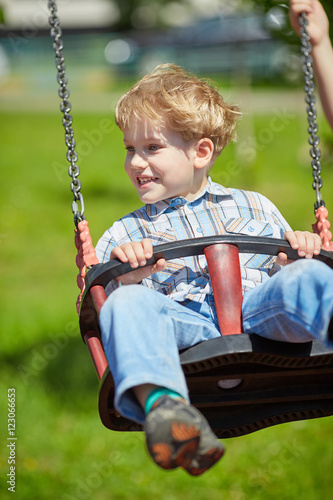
299, 12, 325, 211
48, 0, 85, 226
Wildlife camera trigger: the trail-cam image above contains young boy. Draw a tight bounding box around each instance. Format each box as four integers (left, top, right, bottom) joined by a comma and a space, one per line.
96, 64, 333, 476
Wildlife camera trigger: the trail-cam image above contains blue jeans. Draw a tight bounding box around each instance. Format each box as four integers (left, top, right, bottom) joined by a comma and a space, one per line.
99, 259, 333, 424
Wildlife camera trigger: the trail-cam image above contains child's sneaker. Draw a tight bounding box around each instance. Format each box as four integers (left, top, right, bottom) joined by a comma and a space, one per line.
144, 395, 224, 475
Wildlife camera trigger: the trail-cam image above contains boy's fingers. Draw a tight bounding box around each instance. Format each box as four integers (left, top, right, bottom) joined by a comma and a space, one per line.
137, 258, 166, 278
116, 258, 167, 285
141, 238, 154, 260
276, 251, 293, 266
313, 234, 322, 254
295, 232, 307, 256
153, 258, 167, 271
303, 232, 315, 258
276, 252, 287, 266
131, 240, 148, 267
284, 230, 299, 249
305, 233, 322, 257
297, 231, 321, 258
110, 240, 155, 269
284, 231, 322, 259
111, 246, 129, 263
124, 240, 152, 267
111, 243, 142, 268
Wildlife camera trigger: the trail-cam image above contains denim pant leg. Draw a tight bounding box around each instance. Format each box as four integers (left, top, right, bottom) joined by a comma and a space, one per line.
242, 259, 333, 345
99, 284, 221, 424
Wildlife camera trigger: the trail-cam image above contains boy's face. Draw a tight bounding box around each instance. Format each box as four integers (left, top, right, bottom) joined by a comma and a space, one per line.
122, 118, 208, 204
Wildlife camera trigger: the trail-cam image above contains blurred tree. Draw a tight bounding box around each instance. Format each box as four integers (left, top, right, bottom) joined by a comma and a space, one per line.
111, 0, 332, 42
254, 0, 332, 18
249, 0, 333, 40
112, 0, 264, 30
113, 0, 179, 30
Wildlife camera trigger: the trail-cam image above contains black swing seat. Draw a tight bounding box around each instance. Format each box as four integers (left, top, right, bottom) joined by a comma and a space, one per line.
79, 236, 333, 438
99, 334, 333, 438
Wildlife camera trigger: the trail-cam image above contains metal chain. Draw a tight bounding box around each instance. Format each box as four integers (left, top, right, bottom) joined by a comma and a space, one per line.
48, 0, 85, 226
299, 12, 324, 211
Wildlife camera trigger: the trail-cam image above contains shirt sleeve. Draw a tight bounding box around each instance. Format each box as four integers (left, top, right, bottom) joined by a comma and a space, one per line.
257, 193, 293, 276
95, 227, 122, 296
95, 228, 117, 263
259, 193, 292, 238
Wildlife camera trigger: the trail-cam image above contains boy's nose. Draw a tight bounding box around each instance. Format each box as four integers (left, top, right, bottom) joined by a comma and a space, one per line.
130, 153, 148, 169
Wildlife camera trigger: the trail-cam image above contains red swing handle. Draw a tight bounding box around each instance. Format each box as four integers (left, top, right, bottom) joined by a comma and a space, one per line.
83, 285, 109, 380
204, 244, 243, 336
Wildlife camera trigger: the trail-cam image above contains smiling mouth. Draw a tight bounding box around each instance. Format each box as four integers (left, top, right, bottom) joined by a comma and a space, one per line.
137, 177, 158, 186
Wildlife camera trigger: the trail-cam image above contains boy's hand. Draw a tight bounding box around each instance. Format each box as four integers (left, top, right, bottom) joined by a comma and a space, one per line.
111, 239, 166, 285
276, 230, 322, 265
289, 0, 329, 47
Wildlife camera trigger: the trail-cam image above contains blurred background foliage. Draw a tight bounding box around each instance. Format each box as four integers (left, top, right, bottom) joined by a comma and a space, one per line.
111, 0, 333, 37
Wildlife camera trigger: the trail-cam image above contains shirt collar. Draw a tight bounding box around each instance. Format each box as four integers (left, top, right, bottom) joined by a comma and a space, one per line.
145, 177, 232, 218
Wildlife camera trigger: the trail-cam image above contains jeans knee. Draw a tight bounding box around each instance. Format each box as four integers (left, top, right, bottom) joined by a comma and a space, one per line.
102, 284, 155, 316
276, 259, 332, 302
107, 284, 141, 308
113, 283, 141, 299
99, 285, 143, 338
288, 258, 330, 282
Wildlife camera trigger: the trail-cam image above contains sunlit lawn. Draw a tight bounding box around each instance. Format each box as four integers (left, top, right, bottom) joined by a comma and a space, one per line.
1, 104, 333, 500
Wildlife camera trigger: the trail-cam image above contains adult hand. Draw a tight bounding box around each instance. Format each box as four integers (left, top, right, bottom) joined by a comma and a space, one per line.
289, 0, 329, 46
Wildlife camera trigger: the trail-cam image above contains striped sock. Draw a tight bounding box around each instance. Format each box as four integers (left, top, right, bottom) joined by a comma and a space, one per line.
145, 387, 184, 415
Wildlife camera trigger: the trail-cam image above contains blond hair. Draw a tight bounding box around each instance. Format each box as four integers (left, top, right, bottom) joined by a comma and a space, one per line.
115, 64, 241, 160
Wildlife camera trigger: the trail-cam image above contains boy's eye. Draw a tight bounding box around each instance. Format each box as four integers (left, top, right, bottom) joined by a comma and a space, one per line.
149, 145, 160, 151
125, 146, 135, 153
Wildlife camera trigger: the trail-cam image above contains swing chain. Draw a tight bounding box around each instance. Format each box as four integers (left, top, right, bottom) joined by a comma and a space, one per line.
48, 0, 85, 227
299, 12, 324, 211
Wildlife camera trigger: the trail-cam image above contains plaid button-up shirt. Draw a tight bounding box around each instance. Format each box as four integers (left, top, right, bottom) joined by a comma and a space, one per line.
96, 177, 291, 301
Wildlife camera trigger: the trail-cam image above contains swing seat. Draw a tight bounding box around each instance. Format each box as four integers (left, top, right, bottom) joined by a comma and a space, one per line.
79, 235, 333, 437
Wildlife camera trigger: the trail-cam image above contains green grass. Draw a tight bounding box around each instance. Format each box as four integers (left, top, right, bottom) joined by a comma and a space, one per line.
1, 108, 333, 500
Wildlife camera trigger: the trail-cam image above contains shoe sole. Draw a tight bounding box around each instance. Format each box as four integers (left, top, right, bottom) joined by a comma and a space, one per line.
145, 400, 224, 475
149, 421, 200, 470
185, 445, 225, 476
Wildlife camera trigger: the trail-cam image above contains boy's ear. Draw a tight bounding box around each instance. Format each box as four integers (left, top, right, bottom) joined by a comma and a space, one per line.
194, 138, 214, 169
